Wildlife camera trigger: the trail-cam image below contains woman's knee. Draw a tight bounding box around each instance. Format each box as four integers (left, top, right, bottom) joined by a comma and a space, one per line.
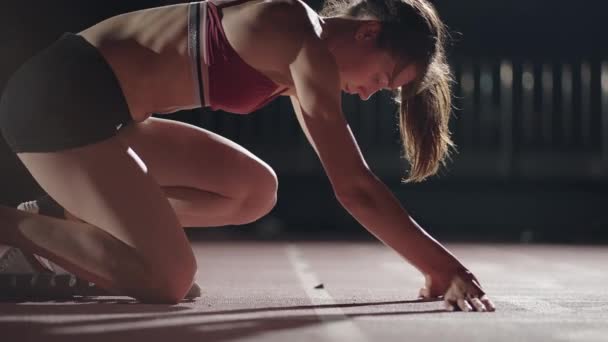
139, 250, 198, 304
234, 171, 278, 225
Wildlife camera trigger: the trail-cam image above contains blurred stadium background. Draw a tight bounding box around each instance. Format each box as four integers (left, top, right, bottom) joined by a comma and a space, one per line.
1, 0, 607, 243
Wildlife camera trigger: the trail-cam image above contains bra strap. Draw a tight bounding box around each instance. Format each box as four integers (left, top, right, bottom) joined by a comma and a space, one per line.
187, 2, 206, 108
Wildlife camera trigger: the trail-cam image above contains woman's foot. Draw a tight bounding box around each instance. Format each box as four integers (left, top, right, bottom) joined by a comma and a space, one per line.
0, 271, 203, 300
4, 198, 203, 301
0, 244, 53, 273
1, 242, 202, 300
16, 199, 67, 273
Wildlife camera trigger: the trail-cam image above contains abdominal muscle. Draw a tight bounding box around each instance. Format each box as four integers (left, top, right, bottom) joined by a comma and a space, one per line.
77, 3, 201, 122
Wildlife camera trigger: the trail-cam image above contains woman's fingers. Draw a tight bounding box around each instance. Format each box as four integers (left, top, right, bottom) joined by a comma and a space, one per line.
480, 295, 496, 312
445, 296, 486, 312
457, 298, 473, 312
419, 273, 496, 312
468, 296, 487, 312
441, 275, 496, 312
444, 300, 455, 311
418, 287, 428, 299
466, 276, 494, 312
443, 283, 459, 311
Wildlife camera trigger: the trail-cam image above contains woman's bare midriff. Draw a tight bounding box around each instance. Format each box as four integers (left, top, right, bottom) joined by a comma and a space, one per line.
76, 0, 298, 123
77, 3, 198, 122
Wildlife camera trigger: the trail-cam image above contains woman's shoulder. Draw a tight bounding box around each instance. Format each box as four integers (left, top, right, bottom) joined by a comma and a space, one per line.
230, 0, 324, 71
259, 0, 323, 40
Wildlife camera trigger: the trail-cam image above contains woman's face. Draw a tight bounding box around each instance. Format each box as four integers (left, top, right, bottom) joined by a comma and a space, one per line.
332, 21, 418, 100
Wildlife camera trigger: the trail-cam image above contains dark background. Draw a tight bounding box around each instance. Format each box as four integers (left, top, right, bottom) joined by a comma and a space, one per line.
1, 0, 607, 243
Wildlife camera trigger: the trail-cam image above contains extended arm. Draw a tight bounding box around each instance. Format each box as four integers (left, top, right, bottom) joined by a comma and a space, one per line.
289, 94, 462, 276
282, 3, 494, 312
287, 29, 463, 277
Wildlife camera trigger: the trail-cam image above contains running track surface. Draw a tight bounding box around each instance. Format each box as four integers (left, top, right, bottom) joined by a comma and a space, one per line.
1, 242, 607, 342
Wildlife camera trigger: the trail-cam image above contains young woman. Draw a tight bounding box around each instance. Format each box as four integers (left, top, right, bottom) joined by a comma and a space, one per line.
0, 0, 495, 311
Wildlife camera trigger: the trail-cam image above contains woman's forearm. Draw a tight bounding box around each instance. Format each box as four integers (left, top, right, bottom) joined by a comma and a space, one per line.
338, 177, 464, 275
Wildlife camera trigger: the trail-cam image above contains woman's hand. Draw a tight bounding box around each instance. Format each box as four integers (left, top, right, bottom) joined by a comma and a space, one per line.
418, 266, 496, 312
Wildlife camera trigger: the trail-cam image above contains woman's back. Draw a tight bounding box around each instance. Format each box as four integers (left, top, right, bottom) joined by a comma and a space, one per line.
78, 3, 194, 120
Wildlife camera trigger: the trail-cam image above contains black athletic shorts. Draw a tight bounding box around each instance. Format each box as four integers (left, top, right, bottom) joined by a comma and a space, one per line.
0, 32, 134, 153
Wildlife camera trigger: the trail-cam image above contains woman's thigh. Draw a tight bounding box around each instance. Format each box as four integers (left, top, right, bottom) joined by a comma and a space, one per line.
16, 135, 196, 284
115, 116, 278, 204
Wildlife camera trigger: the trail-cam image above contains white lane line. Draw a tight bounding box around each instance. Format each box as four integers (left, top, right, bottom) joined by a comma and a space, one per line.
285, 243, 368, 342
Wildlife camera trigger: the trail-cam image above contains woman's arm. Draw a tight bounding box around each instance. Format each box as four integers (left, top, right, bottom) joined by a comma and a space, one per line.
288, 24, 494, 312
287, 24, 461, 274
289, 93, 461, 276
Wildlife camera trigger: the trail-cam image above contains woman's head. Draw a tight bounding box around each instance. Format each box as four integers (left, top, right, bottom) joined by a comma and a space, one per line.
320, 0, 455, 183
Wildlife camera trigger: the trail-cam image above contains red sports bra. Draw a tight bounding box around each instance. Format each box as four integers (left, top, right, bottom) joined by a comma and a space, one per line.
188, 0, 289, 114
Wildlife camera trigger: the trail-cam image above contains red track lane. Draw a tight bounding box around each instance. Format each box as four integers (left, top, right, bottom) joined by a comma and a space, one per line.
1, 242, 607, 342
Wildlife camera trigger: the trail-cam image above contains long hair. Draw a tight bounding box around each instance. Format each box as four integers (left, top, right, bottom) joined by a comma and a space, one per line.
320, 0, 455, 183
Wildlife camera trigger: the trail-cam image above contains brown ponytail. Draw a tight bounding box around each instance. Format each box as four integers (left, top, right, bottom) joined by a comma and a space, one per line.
396, 60, 455, 183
